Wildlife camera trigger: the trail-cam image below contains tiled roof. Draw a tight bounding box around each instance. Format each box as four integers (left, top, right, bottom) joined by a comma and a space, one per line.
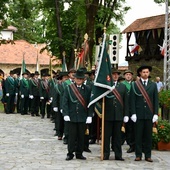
0, 40, 59, 65
122, 14, 165, 33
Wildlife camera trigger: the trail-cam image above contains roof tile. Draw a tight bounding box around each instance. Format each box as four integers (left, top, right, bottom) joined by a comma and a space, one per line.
0, 40, 59, 65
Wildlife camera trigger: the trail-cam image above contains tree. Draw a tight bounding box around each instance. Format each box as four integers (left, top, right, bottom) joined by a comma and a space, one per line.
6, 0, 45, 43
3, 0, 130, 69
0, 0, 9, 30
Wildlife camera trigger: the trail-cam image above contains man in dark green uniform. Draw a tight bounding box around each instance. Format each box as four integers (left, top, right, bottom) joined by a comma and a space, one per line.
104, 68, 129, 161
122, 70, 135, 153
48, 72, 58, 122
20, 72, 30, 115
15, 73, 21, 113
62, 68, 76, 144
29, 71, 41, 116
130, 65, 159, 162
53, 71, 69, 139
39, 72, 51, 119
5, 70, 17, 114
63, 69, 92, 160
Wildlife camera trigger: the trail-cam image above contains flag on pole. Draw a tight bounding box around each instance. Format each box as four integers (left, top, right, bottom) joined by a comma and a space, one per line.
49, 56, 52, 78
158, 40, 166, 56
36, 51, 40, 72
88, 33, 115, 108
130, 43, 139, 53
62, 51, 68, 71
77, 33, 89, 69
20, 53, 26, 78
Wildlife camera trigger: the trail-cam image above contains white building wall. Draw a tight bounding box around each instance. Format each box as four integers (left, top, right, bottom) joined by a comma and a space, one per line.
0, 30, 13, 40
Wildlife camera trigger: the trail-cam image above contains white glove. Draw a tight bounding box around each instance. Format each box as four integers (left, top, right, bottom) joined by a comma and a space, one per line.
152, 114, 158, 123
131, 114, 137, 122
64, 116, 70, 121
40, 97, 44, 100
53, 107, 58, 112
6, 93, 9, 97
48, 99, 52, 103
123, 116, 129, 123
60, 109, 63, 113
50, 97, 53, 101
30, 95, 34, 99
21, 94, 24, 98
15, 93, 18, 96
86, 117, 92, 124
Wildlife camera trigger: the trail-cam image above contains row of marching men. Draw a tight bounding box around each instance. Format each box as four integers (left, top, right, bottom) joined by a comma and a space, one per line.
1, 68, 95, 152
1, 70, 53, 117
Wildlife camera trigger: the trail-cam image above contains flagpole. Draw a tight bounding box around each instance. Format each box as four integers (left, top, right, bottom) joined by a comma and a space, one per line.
101, 96, 105, 160
100, 26, 107, 161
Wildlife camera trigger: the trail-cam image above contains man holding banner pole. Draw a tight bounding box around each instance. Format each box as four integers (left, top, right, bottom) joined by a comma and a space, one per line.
88, 30, 117, 160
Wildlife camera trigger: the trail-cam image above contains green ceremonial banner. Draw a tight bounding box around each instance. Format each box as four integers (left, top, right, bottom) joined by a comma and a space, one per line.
20, 55, 26, 77
88, 33, 115, 107
62, 53, 68, 71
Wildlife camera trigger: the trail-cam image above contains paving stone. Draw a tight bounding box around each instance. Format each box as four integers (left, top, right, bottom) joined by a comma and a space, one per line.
0, 112, 170, 170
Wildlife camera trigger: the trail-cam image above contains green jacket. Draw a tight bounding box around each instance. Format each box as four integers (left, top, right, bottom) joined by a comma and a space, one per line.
130, 79, 159, 119
29, 78, 40, 96
104, 82, 129, 121
5, 76, 17, 95
62, 83, 92, 122
20, 78, 30, 97
39, 80, 49, 98
52, 82, 64, 110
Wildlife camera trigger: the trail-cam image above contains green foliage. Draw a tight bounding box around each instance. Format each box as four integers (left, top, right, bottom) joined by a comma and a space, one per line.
6, 0, 45, 43
159, 90, 170, 108
154, 0, 170, 4
0, 0, 9, 30
152, 118, 170, 149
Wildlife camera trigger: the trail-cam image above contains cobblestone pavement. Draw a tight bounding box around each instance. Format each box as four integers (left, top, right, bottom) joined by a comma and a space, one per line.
0, 112, 170, 170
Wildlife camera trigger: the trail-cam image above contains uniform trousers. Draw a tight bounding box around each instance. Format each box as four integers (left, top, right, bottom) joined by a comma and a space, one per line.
67, 122, 86, 157
6, 94, 15, 113
20, 96, 29, 115
135, 119, 152, 159
31, 96, 40, 115
104, 120, 122, 158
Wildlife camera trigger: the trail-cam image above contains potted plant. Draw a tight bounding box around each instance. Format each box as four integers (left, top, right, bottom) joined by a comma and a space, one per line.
152, 118, 170, 150
159, 90, 170, 109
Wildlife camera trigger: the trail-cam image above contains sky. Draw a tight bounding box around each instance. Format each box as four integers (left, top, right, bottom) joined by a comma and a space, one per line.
119, 0, 165, 65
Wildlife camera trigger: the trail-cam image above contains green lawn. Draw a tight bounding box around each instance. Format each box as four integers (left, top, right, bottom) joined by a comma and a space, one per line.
0, 102, 4, 112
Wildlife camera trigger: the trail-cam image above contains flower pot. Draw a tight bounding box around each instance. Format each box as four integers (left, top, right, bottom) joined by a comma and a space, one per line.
157, 141, 170, 151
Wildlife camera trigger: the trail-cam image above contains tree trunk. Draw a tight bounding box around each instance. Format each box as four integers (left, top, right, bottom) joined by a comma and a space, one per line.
54, 0, 64, 55
85, 0, 99, 68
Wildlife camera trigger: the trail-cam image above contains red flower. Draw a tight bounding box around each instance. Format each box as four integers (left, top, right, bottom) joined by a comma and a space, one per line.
160, 125, 165, 129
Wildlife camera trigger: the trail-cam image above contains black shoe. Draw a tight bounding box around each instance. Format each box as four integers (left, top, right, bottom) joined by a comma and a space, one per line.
127, 147, 135, 153
145, 158, 153, 162
115, 157, 124, 161
103, 156, 109, 160
63, 139, 68, 144
89, 139, 96, 144
76, 155, 86, 160
84, 148, 91, 153
51, 120, 55, 123
31, 114, 35, 116
36, 114, 40, 117
66, 155, 73, 161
